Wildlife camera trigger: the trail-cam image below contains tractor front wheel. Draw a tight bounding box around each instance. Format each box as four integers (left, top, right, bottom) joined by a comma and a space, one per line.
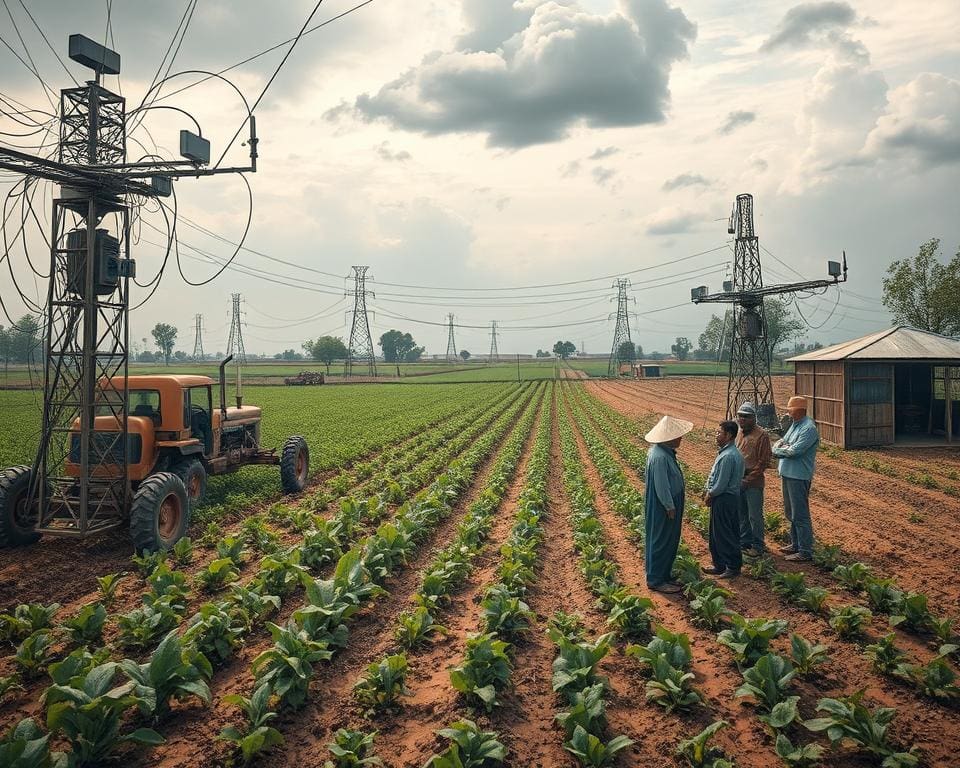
0, 466, 41, 547
280, 436, 309, 493
172, 458, 207, 511
129, 472, 189, 553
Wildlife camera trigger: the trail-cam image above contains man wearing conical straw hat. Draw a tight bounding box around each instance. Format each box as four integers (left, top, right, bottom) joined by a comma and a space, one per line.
643, 415, 694, 593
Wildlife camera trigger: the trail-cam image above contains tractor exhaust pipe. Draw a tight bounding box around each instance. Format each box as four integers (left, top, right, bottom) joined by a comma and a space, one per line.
219, 355, 233, 417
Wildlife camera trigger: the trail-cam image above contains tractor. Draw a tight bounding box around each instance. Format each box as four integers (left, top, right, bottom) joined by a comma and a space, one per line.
0, 356, 309, 552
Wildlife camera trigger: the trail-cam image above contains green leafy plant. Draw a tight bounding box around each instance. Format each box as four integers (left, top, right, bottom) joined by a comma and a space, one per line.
764, 510, 784, 534
227, 584, 281, 630
424, 719, 506, 767
172, 536, 194, 567
555, 683, 607, 740
889, 592, 934, 633
804, 689, 918, 767
717, 615, 789, 666
131, 549, 166, 579
323, 727, 382, 767
95, 573, 124, 605
198, 520, 223, 548
812, 544, 842, 571
216, 536, 246, 567
116, 599, 180, 650
449, 633, 512, 712
0, 674, 24, 702
145, 564, 190, 613
481, 586, 534, 640
894, 654, 960, 701
182, 601, 245, 666
771, 571, 808, 601
788, 633, 830, 676
865, 579, 904, 614
735, 653, 796, 713
606, 593, 654, 640
63, 603, 108, 646
353, 654, 411, 714
690, 590, 732, 631
828, 605, 872, 639
671, 551, 703, 586
676, 720, 732, 768
253, 549, 309, 597
549, 630, 613, 697
196, 558, 241, 593
626, 626, 694, 670
832, 562, 872, 592
252, 621, 333, 711
14, 631, 55, 679
0, 717, 65, 768
864, 633, 907, 674
549, 611, 586, 643
0, 603, 60, 645
117, 630, 212, 720
300, 521, 344, 571
394, 607, 447, 649
931, 616, 957, 645
796, 587, 830, 615
241, 515, 281, 554
774, 733, 825, 767
746, 556, 776, 580
564, 724, 633, 767
645, 655, 703, 713
219, 683, 284, 767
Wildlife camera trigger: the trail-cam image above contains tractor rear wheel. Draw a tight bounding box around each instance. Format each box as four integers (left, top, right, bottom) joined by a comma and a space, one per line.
0, 466, 40, 547
172, 458, 207, 511
280, 436, 309, 493
129, 472, 189, 553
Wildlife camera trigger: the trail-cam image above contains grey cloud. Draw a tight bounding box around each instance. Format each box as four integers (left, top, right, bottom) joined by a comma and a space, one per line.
561, 160, 581, 177
495, 196, 511, 211
589, 146, 619, 160
644, 209, 699, 235
348, 0, 696, 149
761, 1, 857, 51
662, 173, 711, 191
592, 167, 617, 186
456, 0, 535, 53
376, 142, 411, 162
718, 110, 755, 134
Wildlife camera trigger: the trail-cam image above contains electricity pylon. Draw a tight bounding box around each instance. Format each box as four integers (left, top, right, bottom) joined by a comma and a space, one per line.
346, 266, 376, 377
191, 314, 205, 361
692, 193, 847, 426
226, 294, 247, 363
607, 279, 634, 377
488, 321, 500, 363
445, 314, 457, 363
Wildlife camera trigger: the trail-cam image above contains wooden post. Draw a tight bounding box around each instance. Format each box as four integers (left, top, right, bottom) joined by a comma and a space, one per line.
947, 366, 953, 444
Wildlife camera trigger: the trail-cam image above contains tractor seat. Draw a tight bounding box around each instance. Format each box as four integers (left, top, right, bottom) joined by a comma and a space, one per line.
223, 405, 262, 421
132, 404, 156, 417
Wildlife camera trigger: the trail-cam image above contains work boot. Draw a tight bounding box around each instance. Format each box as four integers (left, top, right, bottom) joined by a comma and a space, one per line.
779, 544, 798, 554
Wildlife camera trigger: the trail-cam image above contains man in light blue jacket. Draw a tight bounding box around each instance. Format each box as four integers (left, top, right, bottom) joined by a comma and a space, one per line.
772, 395, 820, 562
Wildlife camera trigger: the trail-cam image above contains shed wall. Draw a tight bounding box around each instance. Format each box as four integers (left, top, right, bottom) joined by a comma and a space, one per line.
794, 361, 846, 446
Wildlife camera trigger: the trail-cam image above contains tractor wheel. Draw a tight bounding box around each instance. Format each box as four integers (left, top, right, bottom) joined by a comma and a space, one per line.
172, 458, 207, 511
129, 472, 189, 553
280, 436, 309, 493
0, 466, 40, 547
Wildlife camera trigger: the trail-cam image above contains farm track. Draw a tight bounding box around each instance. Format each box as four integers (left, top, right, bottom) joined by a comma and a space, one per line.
273, 387, 549, 766
147, 384, 542, 768
576, 385, 960, 767
589, 380, 960, 615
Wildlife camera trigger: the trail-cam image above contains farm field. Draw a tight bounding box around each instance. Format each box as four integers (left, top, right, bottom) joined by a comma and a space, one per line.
0, 380, 958, 767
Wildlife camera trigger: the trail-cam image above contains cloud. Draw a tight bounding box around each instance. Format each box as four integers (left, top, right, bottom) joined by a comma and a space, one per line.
643, 207, 700, 235
718, 110, 756, 134
589, 146, 620, 160
561, 160, 582, 177
863, 73, 960, 167
761, 1, 857, 51
592, 167, 617, 186
662, 173, 711, 191
343, 0, 696, 148
376, 142, 412, 162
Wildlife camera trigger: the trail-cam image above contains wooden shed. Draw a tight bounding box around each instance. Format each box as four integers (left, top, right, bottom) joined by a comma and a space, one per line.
787, 326, 960, 448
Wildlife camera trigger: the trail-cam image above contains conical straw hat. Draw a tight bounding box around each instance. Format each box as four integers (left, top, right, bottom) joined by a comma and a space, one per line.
644, 415, 694, 444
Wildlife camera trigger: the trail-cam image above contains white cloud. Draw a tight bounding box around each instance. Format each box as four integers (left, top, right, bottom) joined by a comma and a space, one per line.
718, 110, 756, 134
643, 207, 702, 235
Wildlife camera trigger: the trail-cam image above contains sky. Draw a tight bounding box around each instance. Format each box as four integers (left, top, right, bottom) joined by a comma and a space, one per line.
1, 0, 959, 358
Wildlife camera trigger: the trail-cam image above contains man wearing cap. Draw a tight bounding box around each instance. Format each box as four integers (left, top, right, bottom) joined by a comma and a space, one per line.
736, 402, 773, 557
643, 415, 694, 594
702, 420, 745, 579
772, 395, 820, 562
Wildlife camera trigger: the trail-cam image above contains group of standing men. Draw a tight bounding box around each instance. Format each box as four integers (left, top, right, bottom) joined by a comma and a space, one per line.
642, 396, 820, 593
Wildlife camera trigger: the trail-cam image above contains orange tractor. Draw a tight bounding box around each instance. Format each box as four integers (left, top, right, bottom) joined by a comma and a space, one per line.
0, 356, 309, 552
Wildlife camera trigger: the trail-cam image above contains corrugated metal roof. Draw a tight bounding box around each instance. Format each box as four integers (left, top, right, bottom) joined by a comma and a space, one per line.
787, 326, 960, 361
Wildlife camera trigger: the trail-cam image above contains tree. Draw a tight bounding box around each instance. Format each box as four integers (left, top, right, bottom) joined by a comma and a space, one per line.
882, 238, 960, 335
765, 297, 805, 357
552, 340, 576, 360
535, 349, 551, 358
173, 350, 187, 362
6, 315, 42, 364
460, 349, 471, 360
303, 335, 348, 372
379, 330, 422, 363
617, 340, 636, 363
404, 345, 425, 363
671, 337, 692, 360
698, 312, 731, 360
138, 350, 156, 363
151, 323, 177, 365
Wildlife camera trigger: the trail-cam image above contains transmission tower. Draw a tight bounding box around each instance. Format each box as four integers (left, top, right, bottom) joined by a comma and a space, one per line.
346, 266, 376, 377
445, 314, 458, 363
692, 193, 848, 427
488, 321, 500, 363
0, 34, 257, 539
192, 314, 205, 361
226, 294, 247, 363
607, 279, 634, 377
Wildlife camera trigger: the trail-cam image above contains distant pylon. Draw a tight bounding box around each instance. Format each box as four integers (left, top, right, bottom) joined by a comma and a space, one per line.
488, 320, 500, 363
445, 314, 457, 362
226, 294, 247, 363
346, 266, 377, 377
607, 279, 634, 377
192, 314, 205, 361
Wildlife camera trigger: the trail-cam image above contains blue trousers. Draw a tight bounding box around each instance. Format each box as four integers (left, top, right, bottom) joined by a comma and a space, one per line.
782, 477, 814, 556
708, 493, 742, 573
738, 486, 765, 551
645, 504, 682, 587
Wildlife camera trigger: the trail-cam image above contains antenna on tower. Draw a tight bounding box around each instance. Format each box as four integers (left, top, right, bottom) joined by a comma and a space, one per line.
192, 314, 205, 361
607, 279, 634, 377
226, 294, 247, 363
346, 266, 376, 377
445, 314, 458, 363
691, 193, 848, 427
488, 320, 500, 363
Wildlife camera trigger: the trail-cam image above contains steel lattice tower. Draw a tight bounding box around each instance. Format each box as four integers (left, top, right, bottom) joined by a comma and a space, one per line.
346, 266, 376, 377
226, 294, 247, 363
191, 314, 204, 361
488, 321, 500, 363
607, 279, 633, 377
445, 314, 457, 363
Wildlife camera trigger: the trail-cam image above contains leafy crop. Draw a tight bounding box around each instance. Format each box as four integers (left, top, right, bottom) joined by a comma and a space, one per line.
549, 630, 612, 698
394, 607, 447, 649
323, 728, 382, 768
735, 653, 796, 714
353, 654, 410, 713
118, 630, 212, 720
95, 573, 124, 605
424, 719, 506, 768
864, 633, 907, 674
0, 717, 65, 768
252, 621, 333, 711
676, 721, 732, 768
788, 633, 830, 676
832, 562, 872, 592
196, 557, 241, 593
14, 631, 55, 679
449, 633, 512, 712
889, 592, 934, 633
564, 725, 633, 767
717, 615, 788, 666
63, 603, 108, 645
828, 605, 872, 639
219, 683, 284, 766
0, 603, 60, 645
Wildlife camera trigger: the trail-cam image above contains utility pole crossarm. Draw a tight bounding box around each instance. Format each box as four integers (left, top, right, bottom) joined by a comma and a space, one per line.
692, 271, 847, 304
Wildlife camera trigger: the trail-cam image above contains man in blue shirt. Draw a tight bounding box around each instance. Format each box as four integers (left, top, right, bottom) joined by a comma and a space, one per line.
644, 415, 694, 593
702, 420, 745, 578
772, 395, 820, 562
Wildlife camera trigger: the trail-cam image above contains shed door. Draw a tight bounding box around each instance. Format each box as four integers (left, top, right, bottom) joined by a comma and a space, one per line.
848, 363, 894, 446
